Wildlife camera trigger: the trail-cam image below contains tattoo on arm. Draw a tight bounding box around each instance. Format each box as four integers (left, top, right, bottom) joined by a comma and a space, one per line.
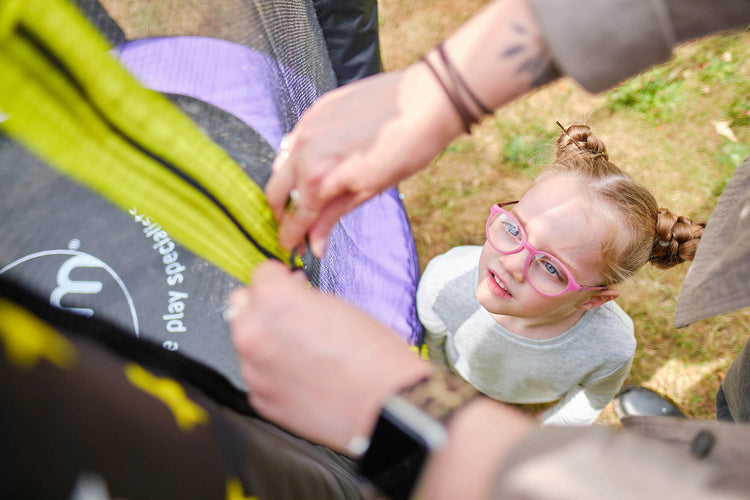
500, 22, 561, 89
502, 45, 525, 58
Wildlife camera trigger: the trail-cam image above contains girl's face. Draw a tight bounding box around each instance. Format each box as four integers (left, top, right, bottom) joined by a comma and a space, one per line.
477, 175, 612, 326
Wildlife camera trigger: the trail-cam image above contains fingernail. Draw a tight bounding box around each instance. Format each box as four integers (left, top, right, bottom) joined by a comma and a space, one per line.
311, 237, 327, 258
224, 290, 249, 322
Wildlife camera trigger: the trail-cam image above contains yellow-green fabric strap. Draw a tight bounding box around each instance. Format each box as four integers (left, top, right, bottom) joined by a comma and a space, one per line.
0, 0, 292, 283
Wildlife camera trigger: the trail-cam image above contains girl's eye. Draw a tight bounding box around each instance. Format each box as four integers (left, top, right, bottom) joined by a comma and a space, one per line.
539, 257, 565, 282
503, 221, 521, 239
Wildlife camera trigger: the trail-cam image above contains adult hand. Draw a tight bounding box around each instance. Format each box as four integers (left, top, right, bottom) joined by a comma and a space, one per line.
266, 0, 555, 257
229, 262, 535, 499
266, 64, 465, 257
229, 261, 431, 454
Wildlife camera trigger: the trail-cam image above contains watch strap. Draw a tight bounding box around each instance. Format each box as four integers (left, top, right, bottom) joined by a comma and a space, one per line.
396, 368, 481, 425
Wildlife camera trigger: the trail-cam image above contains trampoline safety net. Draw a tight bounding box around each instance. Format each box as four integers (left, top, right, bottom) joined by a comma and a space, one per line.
0, 0, 422, 393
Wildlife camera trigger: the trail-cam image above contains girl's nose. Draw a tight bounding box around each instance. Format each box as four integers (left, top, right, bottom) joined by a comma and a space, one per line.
499, 249, 527, 283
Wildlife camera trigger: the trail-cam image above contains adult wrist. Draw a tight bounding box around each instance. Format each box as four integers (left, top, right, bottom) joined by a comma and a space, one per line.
402, 57, 468, 145
419, 42, 494, 134
353, 368, 481, 500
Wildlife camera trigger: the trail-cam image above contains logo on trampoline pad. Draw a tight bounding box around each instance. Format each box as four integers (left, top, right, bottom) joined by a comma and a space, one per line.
0, 240, 140, 338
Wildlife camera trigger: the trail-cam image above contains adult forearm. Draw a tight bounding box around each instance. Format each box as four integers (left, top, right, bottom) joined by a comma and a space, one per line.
419, 398, 534, 500
422, 0, 557, 128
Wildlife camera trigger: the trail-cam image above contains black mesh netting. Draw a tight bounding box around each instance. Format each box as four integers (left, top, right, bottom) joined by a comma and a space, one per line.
0, 0, 419, 497
1, 0, 420, 392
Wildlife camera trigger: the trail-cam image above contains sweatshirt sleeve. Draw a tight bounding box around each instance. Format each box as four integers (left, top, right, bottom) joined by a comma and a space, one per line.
527, 0, 750, 93
416, 246, 482, 368
542, 356, 634, 427
416, 259, 450, 368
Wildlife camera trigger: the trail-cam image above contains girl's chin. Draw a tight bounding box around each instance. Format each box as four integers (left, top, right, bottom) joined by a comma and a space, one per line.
476, 289, 510, 314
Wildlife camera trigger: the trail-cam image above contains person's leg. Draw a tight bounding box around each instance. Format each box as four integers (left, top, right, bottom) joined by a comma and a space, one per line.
716, 337, 750, 423
715, 384, 735, 422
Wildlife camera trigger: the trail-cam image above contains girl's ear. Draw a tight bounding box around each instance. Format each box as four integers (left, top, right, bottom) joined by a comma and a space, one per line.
576, 289, 620, 310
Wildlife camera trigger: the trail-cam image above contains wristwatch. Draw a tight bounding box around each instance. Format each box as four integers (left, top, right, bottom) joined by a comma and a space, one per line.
355, 369, 480, 500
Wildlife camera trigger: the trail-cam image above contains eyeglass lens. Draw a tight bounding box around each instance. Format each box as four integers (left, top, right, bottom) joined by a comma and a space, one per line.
488, 211, 572, 295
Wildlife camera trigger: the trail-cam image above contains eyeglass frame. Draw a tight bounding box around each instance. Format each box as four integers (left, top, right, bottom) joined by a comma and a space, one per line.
485, 201, 609, 297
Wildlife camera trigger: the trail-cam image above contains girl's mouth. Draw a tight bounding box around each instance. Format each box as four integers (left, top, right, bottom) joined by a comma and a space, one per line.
488, 270, 512, 298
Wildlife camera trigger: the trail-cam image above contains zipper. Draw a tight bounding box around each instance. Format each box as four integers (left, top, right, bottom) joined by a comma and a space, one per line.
17, 24, 283, 264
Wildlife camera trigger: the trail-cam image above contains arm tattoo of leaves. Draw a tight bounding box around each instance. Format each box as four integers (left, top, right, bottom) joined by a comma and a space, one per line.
501, 22, 560, 88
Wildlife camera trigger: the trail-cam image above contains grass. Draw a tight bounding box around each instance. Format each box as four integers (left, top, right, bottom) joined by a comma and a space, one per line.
379, 0, 750, 424
605, 66, 687, 123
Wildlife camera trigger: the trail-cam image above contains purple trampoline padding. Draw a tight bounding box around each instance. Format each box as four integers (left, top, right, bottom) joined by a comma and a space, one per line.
115, 36, 421, 343
116, 37, 291, 149
320, 187, 421, 343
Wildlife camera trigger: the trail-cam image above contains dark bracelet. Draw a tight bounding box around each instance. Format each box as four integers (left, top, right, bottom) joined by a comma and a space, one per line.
420, 54, 474, 133
420, 41, 493, 134
436, 42, 493, 118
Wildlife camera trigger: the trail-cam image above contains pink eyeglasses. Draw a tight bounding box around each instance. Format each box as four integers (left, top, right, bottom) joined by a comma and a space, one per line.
485, 201, 608, 297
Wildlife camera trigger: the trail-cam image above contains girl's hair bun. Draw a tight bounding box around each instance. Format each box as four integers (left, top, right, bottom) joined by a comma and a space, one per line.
650, 208, 706, 269
555, 121, 608, 160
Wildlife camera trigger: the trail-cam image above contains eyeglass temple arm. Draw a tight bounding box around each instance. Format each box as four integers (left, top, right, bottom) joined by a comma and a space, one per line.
497, 200, 519, 208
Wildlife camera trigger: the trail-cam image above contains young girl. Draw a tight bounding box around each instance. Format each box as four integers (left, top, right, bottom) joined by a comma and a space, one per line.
416, 123, 705, 426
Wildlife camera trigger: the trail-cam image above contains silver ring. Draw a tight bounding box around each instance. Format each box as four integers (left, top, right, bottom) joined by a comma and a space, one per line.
287, 189, 318, 218
222, 303, 238, 323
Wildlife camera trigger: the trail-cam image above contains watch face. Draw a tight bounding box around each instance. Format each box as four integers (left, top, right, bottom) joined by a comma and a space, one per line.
359, 397, 446, 500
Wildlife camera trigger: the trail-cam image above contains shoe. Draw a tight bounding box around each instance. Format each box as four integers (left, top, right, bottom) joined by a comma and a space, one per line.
613, 385, 686, 419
